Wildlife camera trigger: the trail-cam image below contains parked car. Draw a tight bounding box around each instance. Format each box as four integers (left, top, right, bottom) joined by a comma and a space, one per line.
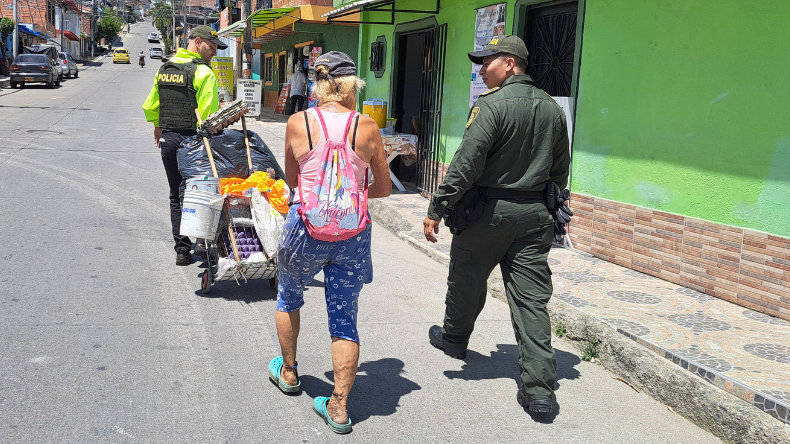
149, 47, 164, 59
58, 52, 79, 78
113, 48, 131, 64
24, 44, 61, 81
148, 32, 159, 43
8, 54, 61, 88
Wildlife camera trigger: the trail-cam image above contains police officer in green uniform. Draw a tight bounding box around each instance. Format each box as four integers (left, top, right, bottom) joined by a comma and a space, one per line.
142, 25, 227, 266
423, 35, 570, 415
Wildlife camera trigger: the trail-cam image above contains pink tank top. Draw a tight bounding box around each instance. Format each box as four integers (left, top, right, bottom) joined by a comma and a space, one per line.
295, 108, 370, 203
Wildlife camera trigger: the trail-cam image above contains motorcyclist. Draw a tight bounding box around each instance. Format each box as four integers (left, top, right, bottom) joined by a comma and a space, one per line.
139, 51, 145, 67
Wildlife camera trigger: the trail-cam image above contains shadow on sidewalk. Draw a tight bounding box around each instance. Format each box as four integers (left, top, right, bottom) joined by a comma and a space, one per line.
193, 271, 278, 303
300, 358, 422, 424
442, 344, 581, 386
442, 344, 582, 423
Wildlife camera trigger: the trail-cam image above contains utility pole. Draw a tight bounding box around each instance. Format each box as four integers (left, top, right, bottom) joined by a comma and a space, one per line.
90, 0, 95, 57
172, 4, 175, 53
60, 2, 65, 50
241, 0, 251, 79
182, 0, 187, 48
12, 0, 18, 59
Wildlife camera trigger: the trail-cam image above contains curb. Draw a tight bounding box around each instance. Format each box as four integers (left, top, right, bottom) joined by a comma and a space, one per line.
368, 197, 790, 444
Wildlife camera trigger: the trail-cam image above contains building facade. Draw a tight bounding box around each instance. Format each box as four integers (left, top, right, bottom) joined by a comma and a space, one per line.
329, 0, 790, 321
219, 0, 358, 110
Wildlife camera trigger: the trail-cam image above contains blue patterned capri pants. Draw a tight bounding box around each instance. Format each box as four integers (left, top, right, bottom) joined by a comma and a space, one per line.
276, 205, 373, 343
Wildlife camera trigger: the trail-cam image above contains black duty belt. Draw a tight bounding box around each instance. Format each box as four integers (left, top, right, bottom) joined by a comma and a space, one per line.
162, 128, 198, 136
485, 188, 544, 200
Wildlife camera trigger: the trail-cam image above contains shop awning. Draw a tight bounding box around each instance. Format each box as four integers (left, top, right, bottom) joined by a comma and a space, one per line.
18, 25, 39, 36
219, 7, 299, 38
220, 5, 359, 40
56, 30, 80, 42
322, 0, 440, 25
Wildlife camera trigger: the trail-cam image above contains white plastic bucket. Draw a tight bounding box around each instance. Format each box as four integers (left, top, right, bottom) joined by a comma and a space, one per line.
185, 176, 220, 194
180, 189, 224, 240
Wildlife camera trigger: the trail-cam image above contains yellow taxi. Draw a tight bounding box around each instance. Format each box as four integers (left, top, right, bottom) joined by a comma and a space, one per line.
113, 48, 130, 64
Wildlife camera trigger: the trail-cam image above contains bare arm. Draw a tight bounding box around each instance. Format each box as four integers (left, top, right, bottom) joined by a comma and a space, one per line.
355, 117, 391, 199
284, 113, 303, 189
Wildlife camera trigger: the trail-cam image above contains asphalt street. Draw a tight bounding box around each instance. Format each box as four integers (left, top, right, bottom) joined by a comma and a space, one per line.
0, 20, 722, 443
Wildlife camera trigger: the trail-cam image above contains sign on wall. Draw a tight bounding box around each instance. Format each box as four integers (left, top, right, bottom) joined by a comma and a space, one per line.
212, 56, 234, 102
237, 79, 263, 117
470, 3, 507, 108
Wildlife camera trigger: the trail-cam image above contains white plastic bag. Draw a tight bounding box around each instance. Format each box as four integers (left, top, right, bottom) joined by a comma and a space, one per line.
250, 188, 284, 259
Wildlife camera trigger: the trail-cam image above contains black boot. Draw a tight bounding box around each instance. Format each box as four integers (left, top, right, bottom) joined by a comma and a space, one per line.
517, 390, 553, 414
428, 325, 467, 359
176, 251, 191, 266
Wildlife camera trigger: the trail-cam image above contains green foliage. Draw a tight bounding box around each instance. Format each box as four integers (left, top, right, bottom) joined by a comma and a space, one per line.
150, 3, 174, 37
97, 15, 124, 42
581, 335, 602, 362
0, 17, 14, 58
0, 17, 14, 40
162, 38, 174, 55
553, 325, 566, 338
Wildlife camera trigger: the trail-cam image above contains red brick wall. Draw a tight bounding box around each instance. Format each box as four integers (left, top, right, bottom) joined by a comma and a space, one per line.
0, 0, 50, 30
568, 193, 790, 321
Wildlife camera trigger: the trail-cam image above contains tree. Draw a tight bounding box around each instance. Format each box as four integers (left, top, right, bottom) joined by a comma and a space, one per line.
0, 17, 14, 75
96, 15, 124, 43
150, 3, 174, 38
1, 17, 14, 56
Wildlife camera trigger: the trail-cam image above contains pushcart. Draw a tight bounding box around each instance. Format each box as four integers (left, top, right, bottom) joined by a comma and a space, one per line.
190, 102, 283, 295
200, 196, 279, 294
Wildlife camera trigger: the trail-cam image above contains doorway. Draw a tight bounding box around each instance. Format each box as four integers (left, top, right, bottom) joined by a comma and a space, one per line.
523, 0, 579, 97
393, 24, 448, 194
277, 52, 286, 93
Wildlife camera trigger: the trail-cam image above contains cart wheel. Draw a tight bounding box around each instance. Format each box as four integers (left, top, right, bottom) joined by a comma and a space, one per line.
269, 276, 278, 289
201, 270, 212, 294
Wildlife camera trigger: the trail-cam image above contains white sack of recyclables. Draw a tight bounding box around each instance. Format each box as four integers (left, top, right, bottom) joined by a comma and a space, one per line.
250, 188, 285, 258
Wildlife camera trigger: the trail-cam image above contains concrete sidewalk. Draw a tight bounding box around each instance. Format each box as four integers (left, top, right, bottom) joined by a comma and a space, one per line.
369, 186, 790, 444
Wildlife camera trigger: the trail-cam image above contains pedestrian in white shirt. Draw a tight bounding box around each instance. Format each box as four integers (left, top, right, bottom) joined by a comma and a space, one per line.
287, 64, 308, 114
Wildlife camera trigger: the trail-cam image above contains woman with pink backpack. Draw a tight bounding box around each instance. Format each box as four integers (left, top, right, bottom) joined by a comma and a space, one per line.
268, 51, 391, 434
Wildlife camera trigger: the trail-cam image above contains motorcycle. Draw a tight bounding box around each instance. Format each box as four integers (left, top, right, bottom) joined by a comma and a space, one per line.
139, 56, 145, 68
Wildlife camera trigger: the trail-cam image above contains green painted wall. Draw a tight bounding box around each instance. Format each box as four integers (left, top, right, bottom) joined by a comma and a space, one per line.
335, 0, 790, 237
345, 0, 516, 163
258, 23, 359, 93
572, 1, 790, 237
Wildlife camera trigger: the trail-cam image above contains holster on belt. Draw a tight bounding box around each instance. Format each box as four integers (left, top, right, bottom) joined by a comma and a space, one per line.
443, 186, 488, 235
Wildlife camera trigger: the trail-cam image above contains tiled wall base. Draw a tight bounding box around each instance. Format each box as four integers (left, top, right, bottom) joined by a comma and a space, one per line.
568, 193, 790, 321
618, 329, 789, 424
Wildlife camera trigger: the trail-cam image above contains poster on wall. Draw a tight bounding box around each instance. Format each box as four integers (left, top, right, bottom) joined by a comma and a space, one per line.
275, 84, 291, 115
212, 56, 235, 102
286, 50, 294, 79
307, 47, 323, 82
237, 79, 263, 117
469, 3, 506, 107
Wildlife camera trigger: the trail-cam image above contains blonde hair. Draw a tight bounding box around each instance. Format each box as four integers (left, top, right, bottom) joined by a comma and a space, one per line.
313, 65, 366, 105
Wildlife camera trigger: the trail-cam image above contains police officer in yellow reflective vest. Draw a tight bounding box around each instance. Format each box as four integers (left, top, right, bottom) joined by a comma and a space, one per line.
423, 35, 570, 416
142, 25, 227, 266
